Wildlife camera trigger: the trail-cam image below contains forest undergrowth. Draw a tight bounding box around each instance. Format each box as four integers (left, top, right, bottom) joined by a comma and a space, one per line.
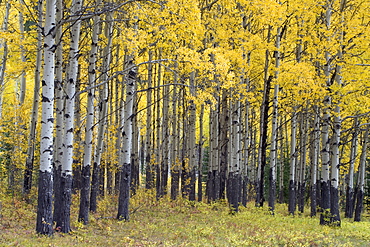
1, 189, 370, 246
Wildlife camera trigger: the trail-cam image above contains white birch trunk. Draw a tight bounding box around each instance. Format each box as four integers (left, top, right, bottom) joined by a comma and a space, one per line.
78, 0, 101, 224
117, 61, 136, 221
90, 12, 113, 212
288, 109, 297, 215
36, 0, 56, 235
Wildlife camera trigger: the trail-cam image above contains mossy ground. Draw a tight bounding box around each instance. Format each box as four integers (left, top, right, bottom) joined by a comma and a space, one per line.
1, 189, 369, 246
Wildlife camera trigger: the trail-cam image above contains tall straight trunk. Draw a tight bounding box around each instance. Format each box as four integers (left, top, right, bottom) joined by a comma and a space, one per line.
219, 92, 228, 200
311, 106, 320, 216
354, 125, 368, 222
207, 107, 218, 202
145, 51, 154, 189
170, 63, 179, 200
188, 71, 197, 201
36, 0, 56, 235
288, 109, 297, 215
345, 117, 358, 218
78, 0, 101, 224
320, 106, 331, 225
117, 62, 136, 221
52, 0, 64, 223
298, 111, 308, 213
23, 0, 43, 196
160, 73, 169, 197
73, 78, 82, 193
90, 13, 113, 212
0, 1, 10, 120
256, 75, 272, 207
198, 104, 204, 202
269, 26, 281, 213
256, 25, 272, 207
229, 101, 241, 212
241, 99, 250, 207
18, 0, 26, 105
55, 0, 82, 233
155, 54, 162, 199
131, 93, 139, 195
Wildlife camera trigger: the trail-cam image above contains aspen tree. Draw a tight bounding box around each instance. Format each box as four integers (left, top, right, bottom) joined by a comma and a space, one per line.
145, 50, 154, 189
18, 0, 26, 105
310, 106, 320, 217
188, 71, 197, 201
90, 10, 113, 212
288, 108, 297, 215
36, 0, 56, 235
23, 0, 43, 196
170, 60, 179, 200
79, 0, 102, 224
198, 104, 204, 202
320, 0, 334, 226
268, 26, 281, 213
54, 0, 83, 233
53, 0, 64, 223
117, 60, 136, 221
0, 1, 10, 119
354, 125, 369, 222
345, 117, 358, 218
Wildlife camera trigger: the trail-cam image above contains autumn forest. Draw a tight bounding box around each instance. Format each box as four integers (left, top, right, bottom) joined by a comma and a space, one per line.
0, 0, 370, 244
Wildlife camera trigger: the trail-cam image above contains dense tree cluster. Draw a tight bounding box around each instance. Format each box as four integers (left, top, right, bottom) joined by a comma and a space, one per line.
0, 0, 369, 235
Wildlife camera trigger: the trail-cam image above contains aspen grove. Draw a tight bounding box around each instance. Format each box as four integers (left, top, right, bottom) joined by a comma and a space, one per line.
0, 0, 369, 237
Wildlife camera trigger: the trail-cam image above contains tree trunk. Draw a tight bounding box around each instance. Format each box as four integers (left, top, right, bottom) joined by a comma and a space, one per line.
36, 0, 56, 235
78, 0, 101, 224
310, 107, 320, 216
198, 104, 204, 202
288, 109, 297, 215
354, 126, 368, 222
90, 12, 113, 212
23, 0, 43, 197
345, 117, 358, 218
117, 61, 136, 221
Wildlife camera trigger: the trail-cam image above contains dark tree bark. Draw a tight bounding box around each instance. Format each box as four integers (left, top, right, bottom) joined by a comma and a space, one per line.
78, 165, 91, 224
256, 75, 272, 207
90, 161, 99, 212
320, 181, 330, 225
56, 174, 72, 233
36, 171, 53, 235
117, 163, 131, 221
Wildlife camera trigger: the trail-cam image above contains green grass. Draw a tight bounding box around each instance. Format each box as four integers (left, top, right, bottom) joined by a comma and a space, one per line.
1, 190, 370, 246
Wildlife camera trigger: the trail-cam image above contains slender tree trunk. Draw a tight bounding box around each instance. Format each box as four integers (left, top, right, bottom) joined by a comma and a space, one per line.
117, 62, 136, 221
52, 0, 64, 224
90, 12, 113, 212
219, 92, 228, 200
345, 117, 358, 218
170, 64, 179, 200
229, 101, 241, 212
311, 106, 320, 216
268, 27, 281, 213
23, 0, 43, 197
288, 109, 297, 215
354, 125, 368, 222
0, 1, 10, 120
55, 0, 82, 233
198, 104, 204, 202
78, 0, 101, 224
145, 51, 154, 189
188, 71, 197, 201
36, 0, 56, 235
256, 75, 272, 207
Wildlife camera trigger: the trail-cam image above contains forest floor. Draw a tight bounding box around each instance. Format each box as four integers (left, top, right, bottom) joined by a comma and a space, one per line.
1, 189, 370, 246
